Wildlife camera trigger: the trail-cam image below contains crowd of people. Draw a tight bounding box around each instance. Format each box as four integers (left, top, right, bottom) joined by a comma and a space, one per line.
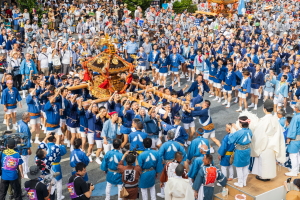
0, 0, 300, 199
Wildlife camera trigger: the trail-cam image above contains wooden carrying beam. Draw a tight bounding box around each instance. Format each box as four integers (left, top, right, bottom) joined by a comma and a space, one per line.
67, 82, 186, 107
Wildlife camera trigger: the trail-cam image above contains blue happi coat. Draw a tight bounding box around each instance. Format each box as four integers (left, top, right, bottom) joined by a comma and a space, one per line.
160, 122, 188, 145
158, 140, 187, 161
16, 120, 31, 156
187, 136, 210, 161
228, 128, 252, 167
100, 149, 123, 185
1, 87, 22, 109
287, 113, 300, 154
26, 94, 41, 119
138, 148, 163, 188
218, 134, 235, 166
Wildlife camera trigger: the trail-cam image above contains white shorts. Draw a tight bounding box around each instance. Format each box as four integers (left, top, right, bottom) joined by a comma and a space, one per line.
47, 128, 63, 136
95, 140, 103, 149
30, 117, 41, 125
238, 92, 247, 99
151, 137, 162, 148
195, 69, 202, 74
87, 132, 94, 144
41, 111, 47, 119
274, 95, 284, 106
213, 82, 222, 89
222, 89, 232, 94
183, 121, 195, 129
188, 68, 194, 71
5, 108, 17, 114
172, 71, 179, 75
70, 127, 80, 134
137, 65, 146, 71
203, 130, 216, 139
251, 88, 259, 96
60, 119, 66, 127
208, 80, 214, 85
203, 73, 209, 80
160, 73, 167, 77
80, 132, 86, 138
156, 69, 159, 73
235, 85, 241, 90
264, 91, 273, 97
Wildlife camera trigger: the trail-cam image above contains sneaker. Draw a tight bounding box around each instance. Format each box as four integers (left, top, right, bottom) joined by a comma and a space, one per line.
30, 140, 33, 143
60, 196, 65, 200
89, 155, 93, 162
222, 101, 227, 105
212, 97, 218, 101
95, 157, 102, 165
234, 182, 243, 188
91, 152, 96, 157
285, 172, 298, 177
234, 99, 238, 103
209, 94, 214, 98
67, 141, 71, 148
13, 124, 17, 130
248, 103, 254, 108
64, 138, 68, 144
7, 126, 10, 131
185, 72, 189, 76
253, 106, 257, 111
157, 193, 165, 198
100, 153, 104, 158
217, 98, 221, 103
180, 74, 185, 78
226, 104, 231, 108
236, 108, 242, 112
187, 78, 191, 82
3, 119, 6, 124
24, 174, 29, 179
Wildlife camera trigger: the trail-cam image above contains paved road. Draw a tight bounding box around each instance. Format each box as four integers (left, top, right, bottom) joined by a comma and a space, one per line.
0, 77, 288, 200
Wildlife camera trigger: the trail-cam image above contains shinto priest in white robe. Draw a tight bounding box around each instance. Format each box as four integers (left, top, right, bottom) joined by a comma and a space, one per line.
251, 114, 286, 179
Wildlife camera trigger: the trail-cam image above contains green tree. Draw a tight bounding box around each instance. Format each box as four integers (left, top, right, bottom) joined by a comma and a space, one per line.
123, 0, 153, 13
173, 0, 197, 14
16, 0, 45, 21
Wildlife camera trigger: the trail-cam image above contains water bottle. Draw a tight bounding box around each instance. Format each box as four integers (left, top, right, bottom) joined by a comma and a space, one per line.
222, 187, 228, 197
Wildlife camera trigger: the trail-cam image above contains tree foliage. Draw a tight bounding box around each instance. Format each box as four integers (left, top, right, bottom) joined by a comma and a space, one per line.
173, 0, 197, 14
16, 0, 45, 21
123, 0, 153, 13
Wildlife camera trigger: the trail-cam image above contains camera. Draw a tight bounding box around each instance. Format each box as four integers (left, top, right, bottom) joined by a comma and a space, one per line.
128, 147, 139, 156
0, 131, 29, 151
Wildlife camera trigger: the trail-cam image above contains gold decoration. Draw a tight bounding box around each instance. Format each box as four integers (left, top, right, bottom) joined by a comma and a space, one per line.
112, 57, 119, 65
83, 34, 137, 98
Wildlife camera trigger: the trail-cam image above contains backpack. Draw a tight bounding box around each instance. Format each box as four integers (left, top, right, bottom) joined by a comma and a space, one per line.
25, 182, 40, 200
67, 176, 83, 199
204, 166, 217, 185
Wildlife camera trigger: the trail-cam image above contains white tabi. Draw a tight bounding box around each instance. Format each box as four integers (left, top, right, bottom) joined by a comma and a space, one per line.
251, 114, 286, 179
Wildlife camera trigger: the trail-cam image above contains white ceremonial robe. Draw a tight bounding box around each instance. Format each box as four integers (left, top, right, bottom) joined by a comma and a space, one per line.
251, 114, 286, 179
165, 176, 194, 200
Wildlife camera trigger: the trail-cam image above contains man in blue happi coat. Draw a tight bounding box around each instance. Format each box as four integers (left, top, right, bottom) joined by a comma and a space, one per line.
101, 139, 123, 200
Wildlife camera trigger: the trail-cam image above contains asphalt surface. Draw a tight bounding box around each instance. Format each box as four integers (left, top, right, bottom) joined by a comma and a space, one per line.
0, 76, 290, 200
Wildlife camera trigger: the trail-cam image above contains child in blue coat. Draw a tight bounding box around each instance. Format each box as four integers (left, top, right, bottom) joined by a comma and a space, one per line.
218, 123, 235, 181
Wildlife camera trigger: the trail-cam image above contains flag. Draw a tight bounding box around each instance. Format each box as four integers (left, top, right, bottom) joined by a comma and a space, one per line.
238, 0, 246, 15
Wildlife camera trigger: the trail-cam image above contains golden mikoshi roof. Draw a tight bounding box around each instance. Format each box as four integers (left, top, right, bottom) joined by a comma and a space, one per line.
86, 34, 136, 74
